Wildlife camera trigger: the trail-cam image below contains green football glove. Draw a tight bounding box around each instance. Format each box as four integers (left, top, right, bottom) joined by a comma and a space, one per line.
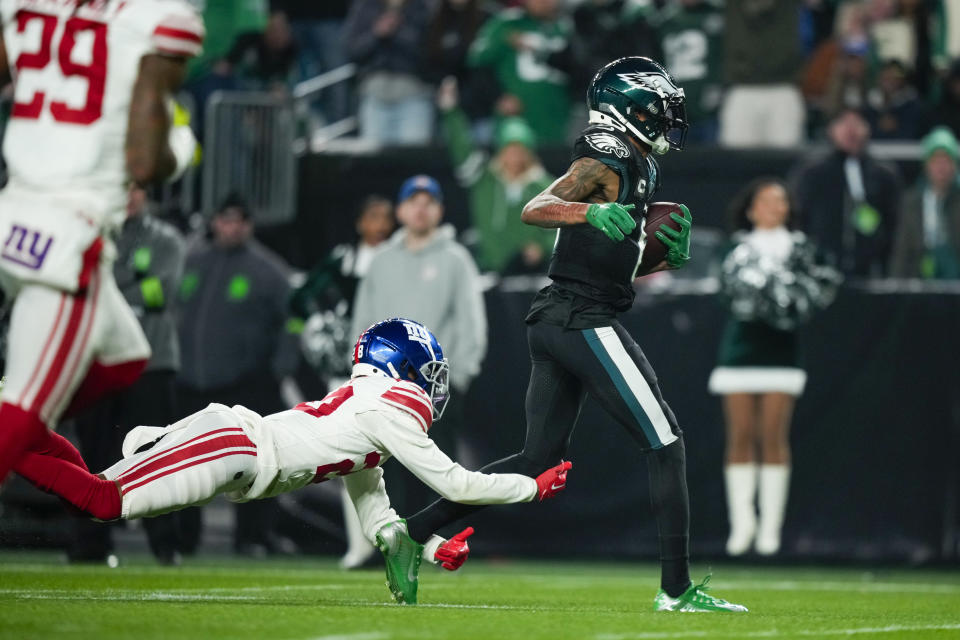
586, 202, 636, 242
654, 204, 692, 268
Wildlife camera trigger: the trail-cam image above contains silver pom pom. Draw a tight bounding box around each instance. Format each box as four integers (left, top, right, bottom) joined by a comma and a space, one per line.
720, 234, 843, 330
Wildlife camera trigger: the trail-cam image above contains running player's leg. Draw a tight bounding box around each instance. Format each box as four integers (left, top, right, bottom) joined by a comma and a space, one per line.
30, 429, 89, 470
14, 452, 121, 520
60, 265, 150, 420
575, 323, 691, 598
0, 262, 149, 483
406, 324, 585, 542
0, 282, 89, 482
102, 406, 258, 519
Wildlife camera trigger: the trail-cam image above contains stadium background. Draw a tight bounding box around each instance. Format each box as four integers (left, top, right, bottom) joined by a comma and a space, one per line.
0, 0, 958, 567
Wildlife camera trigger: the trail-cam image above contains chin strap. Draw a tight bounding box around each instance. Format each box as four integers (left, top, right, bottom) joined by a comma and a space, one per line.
650, 134, 670, 156
588, 109, 626, 130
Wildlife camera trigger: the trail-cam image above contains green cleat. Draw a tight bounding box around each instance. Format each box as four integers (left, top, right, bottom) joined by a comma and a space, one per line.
375, 520, 423, 605
653, 575, 748, 612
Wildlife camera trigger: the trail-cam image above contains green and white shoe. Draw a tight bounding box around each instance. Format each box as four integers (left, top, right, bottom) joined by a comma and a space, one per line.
654, 575, 748, 612
375, 520, 423, 605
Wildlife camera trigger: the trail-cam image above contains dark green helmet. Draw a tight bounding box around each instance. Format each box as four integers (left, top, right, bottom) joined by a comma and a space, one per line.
586, 57, 688, 154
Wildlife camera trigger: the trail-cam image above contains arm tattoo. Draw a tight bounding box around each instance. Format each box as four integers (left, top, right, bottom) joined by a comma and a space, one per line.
552, 157, 612, 202
520, 158, 617, 229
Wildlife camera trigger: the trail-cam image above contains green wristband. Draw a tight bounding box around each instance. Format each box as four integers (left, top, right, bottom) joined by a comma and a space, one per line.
141, 276, 165, 309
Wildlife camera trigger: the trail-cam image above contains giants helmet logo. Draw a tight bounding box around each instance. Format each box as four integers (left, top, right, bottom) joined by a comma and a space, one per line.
585, 133, 630, 159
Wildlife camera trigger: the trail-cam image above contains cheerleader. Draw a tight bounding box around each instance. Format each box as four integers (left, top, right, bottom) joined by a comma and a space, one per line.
708, 178, 840, 556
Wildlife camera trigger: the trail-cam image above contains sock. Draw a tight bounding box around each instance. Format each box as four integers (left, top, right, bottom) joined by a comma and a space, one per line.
648, 437, 691, 598
724, 463, 758, 555
15, 452, 122, 521
756, 464, 791, 555
0, 403, 48, 484
406, 452, 538, 542
30, 429, 89, 471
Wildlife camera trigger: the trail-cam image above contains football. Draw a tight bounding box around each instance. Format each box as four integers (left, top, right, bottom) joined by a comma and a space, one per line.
636, 201, 685, 277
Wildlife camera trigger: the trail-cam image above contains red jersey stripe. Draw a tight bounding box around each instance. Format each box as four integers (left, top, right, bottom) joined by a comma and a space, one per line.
44, 272, 100, 419
29, 290, 87, 415
388, 384, 431, 406
153, 25, 203, 44
122, 449, 256, 496
21, 293, 67, 406
381, 398, 427, 432
117, 427, 247, 480
382, 390, 433, 431
118, 433, 255, 490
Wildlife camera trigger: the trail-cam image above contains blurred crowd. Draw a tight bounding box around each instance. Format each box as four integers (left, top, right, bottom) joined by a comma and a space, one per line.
175, 0, 960, 280
180, 0, 960, 147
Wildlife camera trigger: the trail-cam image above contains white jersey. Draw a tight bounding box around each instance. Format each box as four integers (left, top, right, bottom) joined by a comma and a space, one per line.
240, 375, 537, 540
0, 0, 203, 222
108, 375, 536, 530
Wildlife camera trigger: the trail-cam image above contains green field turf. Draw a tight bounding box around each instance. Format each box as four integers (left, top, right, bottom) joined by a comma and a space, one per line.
1, 553, 958, 639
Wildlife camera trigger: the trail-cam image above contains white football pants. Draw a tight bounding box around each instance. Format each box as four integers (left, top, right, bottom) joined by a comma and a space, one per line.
0, 259, 150, 427
102, 406, 258, 519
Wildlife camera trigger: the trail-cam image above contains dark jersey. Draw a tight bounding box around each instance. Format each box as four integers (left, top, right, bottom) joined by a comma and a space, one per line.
528, 123, 661, 327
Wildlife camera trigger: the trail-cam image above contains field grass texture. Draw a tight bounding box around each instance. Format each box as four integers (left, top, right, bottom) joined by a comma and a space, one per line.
1, 553, 959, 639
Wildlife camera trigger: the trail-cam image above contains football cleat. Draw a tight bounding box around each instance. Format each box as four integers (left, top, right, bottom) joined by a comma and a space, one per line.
375, 520, 423, 605
653, 575, 748, 612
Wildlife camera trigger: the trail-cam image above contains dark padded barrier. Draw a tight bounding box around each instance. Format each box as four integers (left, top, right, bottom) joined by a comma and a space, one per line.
398, 285, 959, 563
288, 146, 922, 270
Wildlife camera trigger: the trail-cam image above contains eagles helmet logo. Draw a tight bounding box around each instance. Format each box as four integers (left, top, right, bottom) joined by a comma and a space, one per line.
585, 133, 630, 158
617, 71, 666, 94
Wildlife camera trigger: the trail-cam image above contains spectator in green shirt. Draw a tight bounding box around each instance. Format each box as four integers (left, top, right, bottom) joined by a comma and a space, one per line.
467, 0, 573, 144
188, 0, 269, 82
655, 0, 724, 144
438, 78, 555, 274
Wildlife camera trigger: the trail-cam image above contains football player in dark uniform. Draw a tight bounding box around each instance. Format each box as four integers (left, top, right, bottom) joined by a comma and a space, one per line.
402, 57, 747, 612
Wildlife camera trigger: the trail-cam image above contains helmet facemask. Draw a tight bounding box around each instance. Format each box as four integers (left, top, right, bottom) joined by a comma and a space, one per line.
660, 95, 689, 152
418, 358, 450, 420
611, 93, 688, 156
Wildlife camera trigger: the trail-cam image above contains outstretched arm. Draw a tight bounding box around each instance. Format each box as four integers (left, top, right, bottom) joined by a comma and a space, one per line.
125, 55, 187, 185
520, 156, 620, 228
363, 412, 538, 505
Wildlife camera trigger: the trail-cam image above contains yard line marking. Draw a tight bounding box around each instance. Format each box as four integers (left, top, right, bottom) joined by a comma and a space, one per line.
514, 575, 960, 595
305, 634, 388, 640
204, 584, 353, 592
0, 590, 262, 602
331, 601, 552, 611
595, 623, 960, 639
0, 590, 534, 609
719, 580, 960, 594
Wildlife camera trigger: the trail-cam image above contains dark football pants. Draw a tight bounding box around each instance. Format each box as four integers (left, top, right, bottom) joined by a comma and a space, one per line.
407, 321, 691, 593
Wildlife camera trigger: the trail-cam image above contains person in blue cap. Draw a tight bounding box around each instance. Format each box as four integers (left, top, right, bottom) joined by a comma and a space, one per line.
350, 174, 488, 522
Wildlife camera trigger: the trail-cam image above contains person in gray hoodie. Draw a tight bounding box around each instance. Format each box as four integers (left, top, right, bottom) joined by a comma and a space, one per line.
350, 175, 487, 514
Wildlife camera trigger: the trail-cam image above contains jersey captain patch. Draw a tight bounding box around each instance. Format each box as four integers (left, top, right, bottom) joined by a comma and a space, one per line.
584, 133, 630, 159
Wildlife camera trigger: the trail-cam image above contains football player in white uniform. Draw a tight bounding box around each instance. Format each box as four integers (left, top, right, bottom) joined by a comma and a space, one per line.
15, 318, 572, 604
0, 0, 204, 483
